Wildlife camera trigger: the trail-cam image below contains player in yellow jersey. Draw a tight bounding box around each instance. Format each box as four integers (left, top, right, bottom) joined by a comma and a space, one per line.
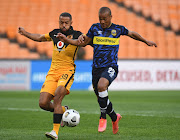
18, 12, 82, 140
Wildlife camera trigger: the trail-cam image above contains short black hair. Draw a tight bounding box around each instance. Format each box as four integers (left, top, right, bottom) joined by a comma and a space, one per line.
99, 7, 111, 16
60, 12, 72, 20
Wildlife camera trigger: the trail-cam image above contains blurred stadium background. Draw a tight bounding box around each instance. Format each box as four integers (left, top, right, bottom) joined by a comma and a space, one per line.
0, 0, 180, 91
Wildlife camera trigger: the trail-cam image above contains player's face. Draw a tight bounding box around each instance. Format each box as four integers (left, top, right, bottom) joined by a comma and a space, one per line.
99, 12, 112, 29
59, 16, 72, 33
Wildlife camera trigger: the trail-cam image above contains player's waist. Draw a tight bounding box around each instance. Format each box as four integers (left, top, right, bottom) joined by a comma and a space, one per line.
92, 61, 118, 68
50, 61, 76, 69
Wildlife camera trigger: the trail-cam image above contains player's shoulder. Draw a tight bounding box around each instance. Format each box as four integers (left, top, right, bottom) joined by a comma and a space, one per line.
72, 30, 82, 39
50, 29, 60, 34
90, 23, 100, 28
49, 29, 60, 36
73, 30, 82, 35
48, 29, 60, 38
112, 23, 126, 29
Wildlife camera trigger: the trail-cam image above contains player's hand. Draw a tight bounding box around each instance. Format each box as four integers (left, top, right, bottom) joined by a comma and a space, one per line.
146, 41, 157, 47
78, 34, 85, 45
57, 33, 67, 42
18, 27, 26, 35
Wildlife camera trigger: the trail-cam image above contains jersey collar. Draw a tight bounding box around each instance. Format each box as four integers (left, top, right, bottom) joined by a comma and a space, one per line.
107, 23, 112, 28
100, 23, 113, 30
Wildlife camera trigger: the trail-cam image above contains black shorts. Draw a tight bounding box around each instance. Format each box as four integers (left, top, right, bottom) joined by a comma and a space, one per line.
92, 66, 118, 95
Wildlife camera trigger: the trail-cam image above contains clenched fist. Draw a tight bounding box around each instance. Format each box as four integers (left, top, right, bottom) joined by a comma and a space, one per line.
18, 27, 26, 35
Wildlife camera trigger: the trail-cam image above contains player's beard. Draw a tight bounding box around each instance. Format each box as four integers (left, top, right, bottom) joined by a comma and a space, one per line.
61, 27, 67, 33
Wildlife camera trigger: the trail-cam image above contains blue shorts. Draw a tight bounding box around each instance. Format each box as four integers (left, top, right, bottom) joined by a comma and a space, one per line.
92, 66, 118, 95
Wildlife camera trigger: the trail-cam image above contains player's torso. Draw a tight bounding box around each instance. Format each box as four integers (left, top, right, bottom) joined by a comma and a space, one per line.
49, 29, 81, 70
91, 23, 121, 68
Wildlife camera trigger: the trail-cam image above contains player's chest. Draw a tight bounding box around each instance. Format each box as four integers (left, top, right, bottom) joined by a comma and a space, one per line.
93, 29, 119, 38
52, 34, 74, 52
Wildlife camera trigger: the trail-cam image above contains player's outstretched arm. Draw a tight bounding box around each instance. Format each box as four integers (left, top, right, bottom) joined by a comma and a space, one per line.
56, 33, 91, 47
127, 30, 157, 47
18, 27, 48, 42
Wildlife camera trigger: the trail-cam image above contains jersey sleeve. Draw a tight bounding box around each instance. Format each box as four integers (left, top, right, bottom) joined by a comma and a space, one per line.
120, 26, 129, 35
44, 33, 52, 41
86, 25, 94, 39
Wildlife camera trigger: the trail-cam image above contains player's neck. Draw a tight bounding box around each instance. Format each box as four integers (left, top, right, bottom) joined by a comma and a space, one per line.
107, 23, 112, 28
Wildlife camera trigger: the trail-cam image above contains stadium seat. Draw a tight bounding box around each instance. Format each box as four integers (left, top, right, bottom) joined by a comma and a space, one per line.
26, 39, 37, 50
0, 39, 10, 58
176, 36, 180, 58
18, 48, 30, 59
8, 43, 20, 59
118, 38, 128, 59
29, 52, 41, 59
166, 31, 177, 59
6, 26, 17, 39
84, 46, 93, 60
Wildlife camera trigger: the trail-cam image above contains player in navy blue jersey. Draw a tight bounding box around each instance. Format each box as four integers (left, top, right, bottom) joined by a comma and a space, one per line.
57, 7, 157, 134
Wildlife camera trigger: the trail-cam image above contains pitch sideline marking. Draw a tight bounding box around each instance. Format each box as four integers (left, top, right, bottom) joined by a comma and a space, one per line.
0, 107, 180, 118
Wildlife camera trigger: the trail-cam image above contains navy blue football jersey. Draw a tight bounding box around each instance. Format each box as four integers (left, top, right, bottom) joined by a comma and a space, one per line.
86, 23, 128, 68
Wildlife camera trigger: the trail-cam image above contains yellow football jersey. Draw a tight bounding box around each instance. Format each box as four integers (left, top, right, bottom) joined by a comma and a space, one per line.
45, 27, 82, 70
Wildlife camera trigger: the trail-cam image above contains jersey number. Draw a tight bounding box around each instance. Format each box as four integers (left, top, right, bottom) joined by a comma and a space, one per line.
60, 74, 68, 80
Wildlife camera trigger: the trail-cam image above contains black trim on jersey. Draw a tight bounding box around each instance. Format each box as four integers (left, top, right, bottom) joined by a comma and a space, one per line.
65, 73, 74, 88
73, 47, 78, 60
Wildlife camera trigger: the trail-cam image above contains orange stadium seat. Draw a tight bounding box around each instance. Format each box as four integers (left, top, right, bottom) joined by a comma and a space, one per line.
119, 36, 128, 57
6, 26, 17, 39
132, 0, 142, 13
115, 0, 124, 3
26, 39, 37, 50
155, 26, 166, 59
29, 52, 41, 59
8, 43, 20, 59
176, 36, 180, 58
83, 46, 93, 60
168, 0, 179, 31
166, 31, 177, 59
46, 50, 53, 59
18, 48, 30, 59
16, 34, 26, 44
36, 43, 48, 55
0, 39, 10, 58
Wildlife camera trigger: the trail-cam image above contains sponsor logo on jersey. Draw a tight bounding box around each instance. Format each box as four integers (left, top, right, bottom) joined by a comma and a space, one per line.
93, 36, 119, 45
55, 41, 64, 51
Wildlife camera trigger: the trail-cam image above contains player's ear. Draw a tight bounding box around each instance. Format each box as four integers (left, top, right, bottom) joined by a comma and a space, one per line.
71, 20, 73, 25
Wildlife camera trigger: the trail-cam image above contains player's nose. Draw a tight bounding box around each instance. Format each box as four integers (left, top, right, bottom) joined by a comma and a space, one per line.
100, 20, 105, 24
62, 23, 66, 27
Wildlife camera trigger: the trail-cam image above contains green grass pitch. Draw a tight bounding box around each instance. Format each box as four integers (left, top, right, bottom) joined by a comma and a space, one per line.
0, 90, 180, 140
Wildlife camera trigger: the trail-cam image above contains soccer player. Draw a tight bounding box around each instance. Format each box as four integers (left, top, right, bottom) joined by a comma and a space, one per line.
18, 12, 82, 140
57, 7, 157, 134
